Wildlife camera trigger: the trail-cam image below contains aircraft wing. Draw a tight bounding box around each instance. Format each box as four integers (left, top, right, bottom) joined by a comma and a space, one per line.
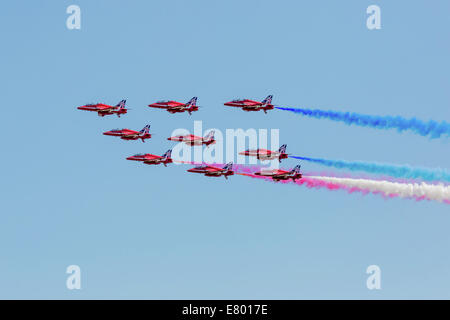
121, 129, 139, 137
143, 155, 162, 162
242, 149, 275, 157
148, 104, 168, 109
128, 154, 161, 161
255, 149, 273, 156
188, 165, 222, 173
240, 99, 261, 106
230, 102, 259, 108
79, 104, 111, 111
204, 166, 223, 172
149, 103, 178, 109
145, 154, 161, 160
187, 134, 203, 141
149, 101, 184, 109
96, 104, 117, 111
167, 105, 187, 111
272, 169, 289, 175
256, 169, 288, 177
169, 134, 201, 142
271, 170, 291, 178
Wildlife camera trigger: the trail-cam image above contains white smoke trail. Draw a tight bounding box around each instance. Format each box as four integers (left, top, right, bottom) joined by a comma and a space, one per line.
309, 176, 450, 202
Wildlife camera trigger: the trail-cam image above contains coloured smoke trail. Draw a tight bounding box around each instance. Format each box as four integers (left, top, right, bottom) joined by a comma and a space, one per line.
310, 176, 450, 203
174, 160, 450, 203
275, 107, 450, 138
290, 156, 450, 183
173, 161, 450, 204
237, 172, 450, 204
176, 160, 412, 182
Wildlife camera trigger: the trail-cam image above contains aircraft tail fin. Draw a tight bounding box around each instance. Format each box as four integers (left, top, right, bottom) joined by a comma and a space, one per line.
223, 162, 233, 171
187, 97, 198, 106
291, 164, 301, 174
116, 99, 127, 109
162, 149, 172, 160
204, 130, 215, 142
261, 95, 273, 106
140, 124, 150, 134
278, 144, 287, 154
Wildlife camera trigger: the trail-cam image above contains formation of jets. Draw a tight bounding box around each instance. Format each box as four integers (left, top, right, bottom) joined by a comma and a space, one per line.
77, 95, 302, 181
77, 95, 276, 117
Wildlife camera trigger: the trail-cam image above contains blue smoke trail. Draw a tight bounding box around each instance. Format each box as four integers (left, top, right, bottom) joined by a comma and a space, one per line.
290, 156, 450, 183
275, 107, 450, 138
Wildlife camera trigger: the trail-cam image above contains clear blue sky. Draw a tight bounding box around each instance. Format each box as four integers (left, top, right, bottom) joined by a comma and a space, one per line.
0, 0, 449, 299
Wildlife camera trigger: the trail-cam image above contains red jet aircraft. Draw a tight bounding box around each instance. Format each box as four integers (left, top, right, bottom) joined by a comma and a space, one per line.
148, 97, 199, 115
167, 130, 215, 146
254, 164, 302, 182
103, 125, 151, 142
224, 95, 273, 113
78, 99, 128, 117
187, 162, 234, 179
240, 144, 288, 162
126, 149, 172, 166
